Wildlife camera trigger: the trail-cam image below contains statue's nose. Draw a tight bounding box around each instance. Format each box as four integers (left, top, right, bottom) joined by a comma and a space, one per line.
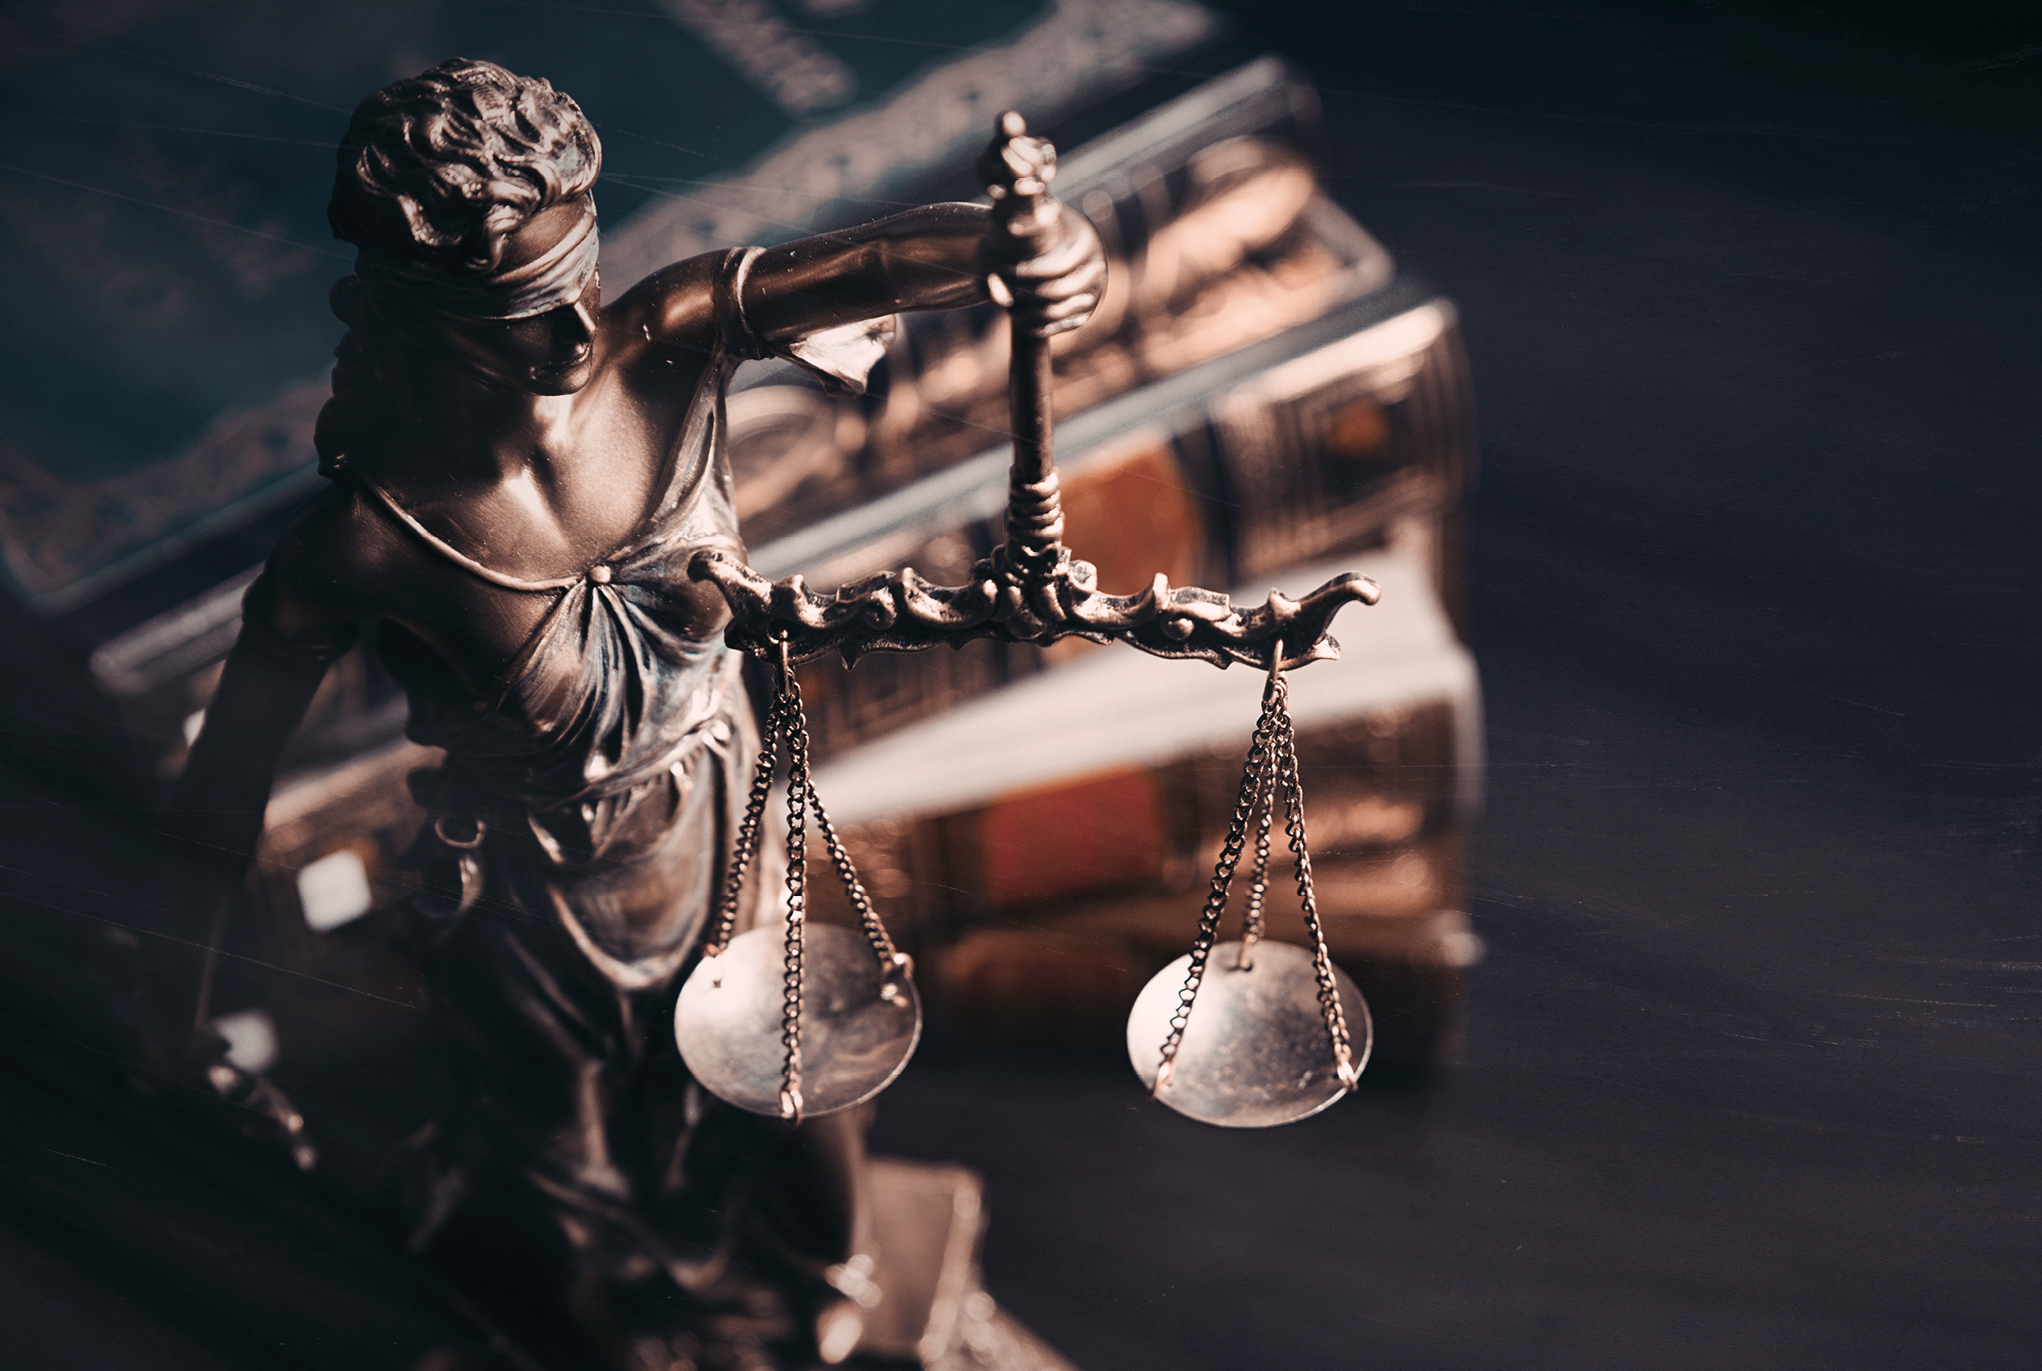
563, 298, 597, 342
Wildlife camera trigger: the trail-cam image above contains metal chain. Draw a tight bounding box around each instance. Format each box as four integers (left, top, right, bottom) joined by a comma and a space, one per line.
802, 759, 907, 977
1269, 682, 1359, 1090
1150, 669, 1286, 1093
721, 638, 912, 1123
1235, 728, 1277, 971
778, 665, 810, 1123
704, 688, 786, 957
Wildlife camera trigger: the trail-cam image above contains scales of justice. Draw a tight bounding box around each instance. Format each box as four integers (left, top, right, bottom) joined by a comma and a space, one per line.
678, 114, 1378, 1133
164, 60, 1384, 1370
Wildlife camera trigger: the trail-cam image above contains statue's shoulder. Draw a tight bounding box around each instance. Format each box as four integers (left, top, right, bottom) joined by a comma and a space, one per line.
610, 250, 733, 359
262, 477, 408, 626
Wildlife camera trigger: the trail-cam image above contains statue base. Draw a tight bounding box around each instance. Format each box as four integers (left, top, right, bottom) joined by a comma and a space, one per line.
419, 1155, 1078, 1371
846, 1157, 1078, 1371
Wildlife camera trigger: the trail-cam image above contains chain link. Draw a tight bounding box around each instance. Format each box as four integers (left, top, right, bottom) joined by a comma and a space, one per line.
1270, 683, 1359, 1089
1152, 660, 1358, 1096
779, 664, 811, 1123
806, 773, 907, 974
704, 640, 912, 1123
704, 690, 786, 958
1150, 669, 1286, 1092
1236, 727, 1277, 970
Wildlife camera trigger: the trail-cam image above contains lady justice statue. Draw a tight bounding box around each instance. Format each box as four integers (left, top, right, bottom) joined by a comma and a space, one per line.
157, 58, 1104, 1371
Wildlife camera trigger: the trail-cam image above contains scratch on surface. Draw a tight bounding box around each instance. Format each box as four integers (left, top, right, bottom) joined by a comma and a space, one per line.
48, 1150, 109, 1168
1825, 993, 2003, 1008
1316, 86, 1985, 146
1391, 180, 1603, 199
1716, 1031, 1818, 1047
0, 878, 423, 1012
1877, 955, 2042, 972
1817, 692, 1907, 717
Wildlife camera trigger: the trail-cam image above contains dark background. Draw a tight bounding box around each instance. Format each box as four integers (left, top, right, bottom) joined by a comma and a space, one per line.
904, 2, 2042, 1366
5, 2, 2040, 1368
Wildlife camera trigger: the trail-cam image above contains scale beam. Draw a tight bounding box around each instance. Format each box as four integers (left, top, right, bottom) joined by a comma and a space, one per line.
692, 110, 1380, 674
689, 546, 1378, 670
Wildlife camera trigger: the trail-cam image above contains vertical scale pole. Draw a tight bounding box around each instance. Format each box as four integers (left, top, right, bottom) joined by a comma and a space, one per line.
980, 112, 1067, 578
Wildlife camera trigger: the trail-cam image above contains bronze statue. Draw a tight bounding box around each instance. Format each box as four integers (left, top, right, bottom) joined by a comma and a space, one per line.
151, 57, 1374, 1371
154, 58, 1103, 1370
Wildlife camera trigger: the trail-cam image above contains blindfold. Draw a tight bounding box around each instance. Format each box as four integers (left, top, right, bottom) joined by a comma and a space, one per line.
355, 197, 600, 322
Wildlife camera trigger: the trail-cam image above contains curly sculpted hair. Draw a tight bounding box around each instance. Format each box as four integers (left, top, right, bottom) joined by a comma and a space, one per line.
316, 59, 602, 469
328, 57, 601, 275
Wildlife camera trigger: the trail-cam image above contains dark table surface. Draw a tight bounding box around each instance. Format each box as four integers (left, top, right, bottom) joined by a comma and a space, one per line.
5, 3, 2039, 1368
889, 4, 2042, 1366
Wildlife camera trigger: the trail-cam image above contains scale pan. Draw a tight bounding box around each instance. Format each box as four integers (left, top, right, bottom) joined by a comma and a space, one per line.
677, 923, 921, 1118
1127, 940, 1371, 1128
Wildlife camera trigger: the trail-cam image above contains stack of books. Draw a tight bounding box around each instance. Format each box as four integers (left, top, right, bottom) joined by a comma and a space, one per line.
736, 61, 1484, 1066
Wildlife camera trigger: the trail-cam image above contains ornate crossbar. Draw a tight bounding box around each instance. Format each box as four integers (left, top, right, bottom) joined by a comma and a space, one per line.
689, 112, 1379, 673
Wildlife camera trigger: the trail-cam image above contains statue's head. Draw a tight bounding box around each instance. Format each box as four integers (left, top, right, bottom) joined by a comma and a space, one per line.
328, 59, 604, 395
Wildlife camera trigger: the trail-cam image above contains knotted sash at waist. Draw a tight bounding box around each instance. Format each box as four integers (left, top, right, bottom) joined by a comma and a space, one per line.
407, 643, 743, 835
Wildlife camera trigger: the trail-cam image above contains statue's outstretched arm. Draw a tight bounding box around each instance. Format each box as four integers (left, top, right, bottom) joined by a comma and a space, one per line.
626, 197, 1102, 365
737, 202, 989, 338
741, 200, 1105, 343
